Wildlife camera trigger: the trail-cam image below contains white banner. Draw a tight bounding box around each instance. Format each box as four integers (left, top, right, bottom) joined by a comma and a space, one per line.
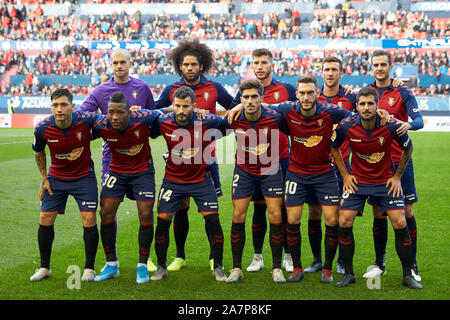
0, 114, 11, 128
422, 116, 450, 132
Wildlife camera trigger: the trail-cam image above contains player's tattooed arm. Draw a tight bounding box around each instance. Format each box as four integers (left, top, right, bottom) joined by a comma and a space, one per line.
35, 151, 53, 200
386, 146, 413, 197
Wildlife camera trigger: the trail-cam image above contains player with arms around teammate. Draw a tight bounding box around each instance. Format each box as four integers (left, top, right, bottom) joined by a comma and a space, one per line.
31, 89, 101, 282
303, 56, 358, 274
330, 87, 422, 289
225, 80, 287, 283
156, 39, 234, 272
91, 92, 162, 284
151, 86, 228, 282
366, 50, 423, 281
230, 48, 296, 273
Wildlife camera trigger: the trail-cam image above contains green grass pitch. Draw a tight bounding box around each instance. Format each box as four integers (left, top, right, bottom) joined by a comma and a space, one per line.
0, 128, 449, 300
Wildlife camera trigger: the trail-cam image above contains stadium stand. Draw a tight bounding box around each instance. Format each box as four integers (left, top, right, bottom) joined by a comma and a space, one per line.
0, 0, 448, 100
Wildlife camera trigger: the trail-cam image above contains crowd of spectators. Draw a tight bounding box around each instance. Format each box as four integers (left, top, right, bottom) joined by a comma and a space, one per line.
1, 1, 448, 41
1, 46, 448, 97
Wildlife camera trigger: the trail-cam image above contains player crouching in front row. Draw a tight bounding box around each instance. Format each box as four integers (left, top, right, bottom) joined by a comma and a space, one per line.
330, 87, 422, 289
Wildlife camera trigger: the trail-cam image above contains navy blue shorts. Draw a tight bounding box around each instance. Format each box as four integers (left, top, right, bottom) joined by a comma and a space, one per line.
100, 167, 156, 202
232, 166, 284, 200
163, 152, 222, 197
251, 157, 289, 201
157, 178, 218, 214
284, 169, 340, 207
340, 183, 405, 215
41, 171, 98, 214
333, 161, 351, 194
367, 158, 417, 206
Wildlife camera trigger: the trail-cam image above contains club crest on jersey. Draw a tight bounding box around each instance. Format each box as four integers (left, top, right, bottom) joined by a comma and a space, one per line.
317, 119, 323, 127
274, 92, 280, 101
337, 101, 343, 107
55, 146, 84, 161
293, 135, 323, 147
134, 130, 140, 138
116, 143, 144, 156
378, 137, 384, 146
76, 132, 82, 141
132, 90, 137, 99
204, 92, 209, 101
356, 152, 385, 163
388, 97, 395, 106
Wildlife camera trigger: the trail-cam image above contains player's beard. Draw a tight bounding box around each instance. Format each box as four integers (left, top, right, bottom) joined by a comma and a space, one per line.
175, 111, 193, 127
255, 70, 271, 82
182, 70, 201, 84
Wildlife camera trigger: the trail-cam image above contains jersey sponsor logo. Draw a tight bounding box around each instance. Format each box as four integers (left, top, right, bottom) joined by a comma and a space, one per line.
55, 146, 84, 161
290, 119, 302, 125
116, 143, 144, 156
171, 147, 200, 159
107, 138, 118, 142
350, 138, 362, 142
130, 105, 142, 111
293, 135, 323, 147
48, 139, 59, 143
241, 143, 270, 156
356, 152, 385, 163
234, 129, 247, 135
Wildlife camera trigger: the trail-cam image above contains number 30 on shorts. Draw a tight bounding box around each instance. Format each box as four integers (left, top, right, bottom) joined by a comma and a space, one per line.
102, 174, 117, 188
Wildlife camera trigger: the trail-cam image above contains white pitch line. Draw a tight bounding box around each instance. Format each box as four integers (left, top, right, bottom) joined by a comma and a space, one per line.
0, 141, 30, 145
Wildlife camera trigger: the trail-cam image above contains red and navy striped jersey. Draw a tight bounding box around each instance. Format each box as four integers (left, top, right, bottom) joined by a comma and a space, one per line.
318, 85, 357, 163
231, 79, 296, 160
32, 111, 101, 179
92, 110, 162, 174
273, 101, 353, 176
369, 81, 422, 163
152, 112, 228, 184
330, 115, 413, 184
155, 75, 233, 114
227, 106, 287, 176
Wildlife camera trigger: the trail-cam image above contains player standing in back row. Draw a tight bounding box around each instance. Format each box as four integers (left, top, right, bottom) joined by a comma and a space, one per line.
365, 50, 423, 282
156, 39, 234, 272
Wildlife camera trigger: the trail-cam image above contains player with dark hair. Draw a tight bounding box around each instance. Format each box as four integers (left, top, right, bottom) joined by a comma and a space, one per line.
31, 89, 101, 282
330, 87, 422, 289
90, 92, 162, 284
230, 48, 296, 273
224, 80, 287, 283
151, 86, 228, 281
365, 50, 423, 282
304, 56, 357, 274
227, 76, 392, 283
156, 39, 234, 272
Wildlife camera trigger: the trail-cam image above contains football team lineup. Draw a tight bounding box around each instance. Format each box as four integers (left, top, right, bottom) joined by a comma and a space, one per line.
27, 40, 425, 291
